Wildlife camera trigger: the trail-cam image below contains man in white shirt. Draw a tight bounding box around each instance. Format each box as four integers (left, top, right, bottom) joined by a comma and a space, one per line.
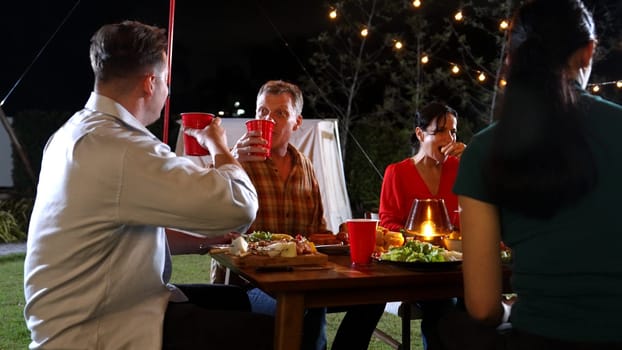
23, 20, 272, 349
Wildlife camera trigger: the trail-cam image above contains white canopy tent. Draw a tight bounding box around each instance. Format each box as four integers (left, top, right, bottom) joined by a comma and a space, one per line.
175, 118, 352, 233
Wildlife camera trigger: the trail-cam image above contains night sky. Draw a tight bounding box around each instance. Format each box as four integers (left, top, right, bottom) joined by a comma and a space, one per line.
1, 0, 329, 117
2, 0, 621, 119
1, 0, 620, 188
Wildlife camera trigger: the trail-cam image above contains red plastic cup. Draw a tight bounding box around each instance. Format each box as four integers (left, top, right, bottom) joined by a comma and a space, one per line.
346, 219, 379, 265
181, 112, 214, 156
245, 119, 275, 157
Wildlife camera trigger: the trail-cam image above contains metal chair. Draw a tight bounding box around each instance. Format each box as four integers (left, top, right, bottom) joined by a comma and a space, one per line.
373, 302, 423, 350
367, 211, 422, 349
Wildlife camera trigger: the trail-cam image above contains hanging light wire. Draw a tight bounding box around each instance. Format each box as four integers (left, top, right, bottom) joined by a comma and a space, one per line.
0, 0, 81, 191
1, 1, 81, 107
256, 0, 384, 180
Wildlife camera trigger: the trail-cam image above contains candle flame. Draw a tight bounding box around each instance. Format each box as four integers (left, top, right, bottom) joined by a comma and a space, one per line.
421, 220, 435, 237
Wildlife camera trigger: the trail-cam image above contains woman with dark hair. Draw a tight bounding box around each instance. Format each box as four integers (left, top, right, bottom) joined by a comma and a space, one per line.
453, 0, 622, 348
380, 102, 466, 232
379, 101, 466, 350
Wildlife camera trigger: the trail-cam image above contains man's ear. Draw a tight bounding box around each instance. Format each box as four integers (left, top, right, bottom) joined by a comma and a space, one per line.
293, 114, 303, 131
142, 74, 155, 97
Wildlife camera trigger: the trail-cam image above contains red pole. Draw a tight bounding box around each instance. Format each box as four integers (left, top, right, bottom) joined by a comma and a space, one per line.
163, 0, 176, 144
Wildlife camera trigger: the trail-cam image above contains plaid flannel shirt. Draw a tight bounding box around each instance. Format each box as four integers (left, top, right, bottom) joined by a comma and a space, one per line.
243, 144, 328, 235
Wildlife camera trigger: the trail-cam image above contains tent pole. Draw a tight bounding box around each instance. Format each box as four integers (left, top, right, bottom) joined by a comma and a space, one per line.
162, 0, 176, 144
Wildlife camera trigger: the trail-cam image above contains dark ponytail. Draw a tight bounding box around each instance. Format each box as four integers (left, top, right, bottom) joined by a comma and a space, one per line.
485, 0, 597, 218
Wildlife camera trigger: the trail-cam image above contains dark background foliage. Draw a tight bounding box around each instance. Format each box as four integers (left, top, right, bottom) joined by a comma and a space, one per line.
3, 0, 622, 222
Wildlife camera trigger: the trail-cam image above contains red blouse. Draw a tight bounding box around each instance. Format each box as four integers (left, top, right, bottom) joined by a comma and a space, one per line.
379, 156, 460, 231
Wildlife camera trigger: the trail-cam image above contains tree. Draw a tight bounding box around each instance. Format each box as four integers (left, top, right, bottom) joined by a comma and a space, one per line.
301, 0, 511, 214
300, 0, 400, 162
376, 0, 514, 138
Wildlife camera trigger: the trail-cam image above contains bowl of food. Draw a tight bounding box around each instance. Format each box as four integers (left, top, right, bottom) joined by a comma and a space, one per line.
442, 237, 462, 252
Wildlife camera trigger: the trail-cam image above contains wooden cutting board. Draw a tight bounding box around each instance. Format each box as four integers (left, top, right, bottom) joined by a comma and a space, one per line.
218, 252, 328, 268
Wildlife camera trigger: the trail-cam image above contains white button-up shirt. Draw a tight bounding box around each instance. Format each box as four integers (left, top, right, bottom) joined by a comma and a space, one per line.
24, 92, 258, 349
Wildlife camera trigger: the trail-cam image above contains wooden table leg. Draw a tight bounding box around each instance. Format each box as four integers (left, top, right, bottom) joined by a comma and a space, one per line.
274, 293, 305, 350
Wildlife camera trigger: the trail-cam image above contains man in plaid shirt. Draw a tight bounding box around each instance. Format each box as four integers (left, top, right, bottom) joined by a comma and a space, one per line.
234, 80, 329, 235
216, 80, 384, 350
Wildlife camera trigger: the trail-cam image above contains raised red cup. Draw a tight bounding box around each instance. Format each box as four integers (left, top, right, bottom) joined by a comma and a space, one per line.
245, 119, 275, 157
181, 112, 214, 156
346, 219, 379, 265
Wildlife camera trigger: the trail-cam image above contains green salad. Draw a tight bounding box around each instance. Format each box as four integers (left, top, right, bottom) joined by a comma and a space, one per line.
246, 231, 272, 242
380, 240, 451, 263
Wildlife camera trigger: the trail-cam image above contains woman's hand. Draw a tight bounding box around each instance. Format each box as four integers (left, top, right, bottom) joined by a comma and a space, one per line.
441, 141, 467, 158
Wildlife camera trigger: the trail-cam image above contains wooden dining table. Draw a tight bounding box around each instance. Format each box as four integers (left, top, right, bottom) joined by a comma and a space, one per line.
211, 253, 512, 350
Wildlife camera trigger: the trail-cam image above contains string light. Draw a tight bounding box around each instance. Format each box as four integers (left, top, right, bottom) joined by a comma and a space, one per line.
586, 80, 622, 92
418, 51, 501, 86
325, 5, 621, 93
454, 10, 464, 22
478, 72, 487, 82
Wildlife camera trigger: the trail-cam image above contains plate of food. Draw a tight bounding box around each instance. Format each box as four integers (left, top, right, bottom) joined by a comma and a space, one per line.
210, 231, 328, 268
373, 240, 462, 270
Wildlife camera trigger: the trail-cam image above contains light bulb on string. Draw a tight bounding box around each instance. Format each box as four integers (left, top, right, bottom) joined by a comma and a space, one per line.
451, 64, 460, 75
421, 54, 429, 64
499, 78, 507, 87
329, 9, 337, 19
478, 72, 486, 82
588, 80, 622, 90
412, 0, 422, 8
360, 27, 369, 37
499, 20, 509, 30
394, 40, 404, 50
454, 10, 464, 22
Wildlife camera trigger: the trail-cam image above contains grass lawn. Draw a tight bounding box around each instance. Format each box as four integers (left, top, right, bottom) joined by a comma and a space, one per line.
0, 254, 30, 349
0, 254, 423, 349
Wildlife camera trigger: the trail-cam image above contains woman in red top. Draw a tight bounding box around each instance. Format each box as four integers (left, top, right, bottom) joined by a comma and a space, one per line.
379, 102, 466, 231
378, 101, 466, 350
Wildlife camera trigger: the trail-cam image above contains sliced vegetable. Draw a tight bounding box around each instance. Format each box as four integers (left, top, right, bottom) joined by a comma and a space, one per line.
247, 231, 272, 242
380, 240, 459, 263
